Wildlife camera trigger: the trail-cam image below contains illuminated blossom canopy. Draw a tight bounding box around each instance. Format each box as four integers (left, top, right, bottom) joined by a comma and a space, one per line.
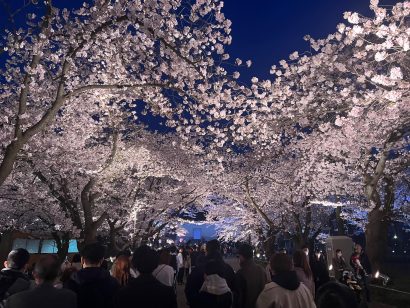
0, 0, 408, 266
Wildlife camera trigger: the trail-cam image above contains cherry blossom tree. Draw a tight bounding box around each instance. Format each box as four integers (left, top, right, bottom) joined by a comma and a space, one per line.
0, 0, 244, 186
209, 0, 407, 269
0, 96, 214, 257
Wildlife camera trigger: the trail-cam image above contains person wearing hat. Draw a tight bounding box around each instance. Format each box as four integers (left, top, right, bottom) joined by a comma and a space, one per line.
234, 243, 266, 308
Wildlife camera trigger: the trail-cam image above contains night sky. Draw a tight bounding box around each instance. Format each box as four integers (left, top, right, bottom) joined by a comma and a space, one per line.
222, 0, 400, 81
0, 0, 401, 83
0, 0, 401, 131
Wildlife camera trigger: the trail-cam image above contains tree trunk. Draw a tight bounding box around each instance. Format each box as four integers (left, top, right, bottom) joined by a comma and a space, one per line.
0, 230, 13, 267
263, 228, 276, 258
107, 229, 120, 257
365, 208, 389, 272
0, 140, 23, 186
335, 206, 345, 235
293, 235, 307, 250
365, 176, 394, 272
83, 226, 98, 246
52, 232, 70, 264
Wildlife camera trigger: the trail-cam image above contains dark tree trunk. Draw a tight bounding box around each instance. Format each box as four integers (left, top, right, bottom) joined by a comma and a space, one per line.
364, 176, 394, 271
293, 236, 304, 250
0, 141, 23, 186
335, 207, 345, 235
0, 230, 13, 267
52, 232, 70, 264
263, 228, 277, 258
365, 208, 389, 272
83, 227, 98, 246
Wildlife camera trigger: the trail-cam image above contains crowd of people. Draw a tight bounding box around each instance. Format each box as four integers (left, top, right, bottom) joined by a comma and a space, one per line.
0, 240, 372, 308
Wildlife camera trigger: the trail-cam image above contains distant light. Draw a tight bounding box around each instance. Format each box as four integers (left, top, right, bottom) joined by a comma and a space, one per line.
393, 235, 398, 239
404, 251, 407, 254
256, 253, 261, 258
392, 250, 395, 253
309, 200, 344, 207
375, 270, 380, 278
329, 264, 333, 271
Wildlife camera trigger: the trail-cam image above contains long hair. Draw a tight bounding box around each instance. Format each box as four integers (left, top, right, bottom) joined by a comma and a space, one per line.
111, 255, 131, 286
293, 250, 312, 279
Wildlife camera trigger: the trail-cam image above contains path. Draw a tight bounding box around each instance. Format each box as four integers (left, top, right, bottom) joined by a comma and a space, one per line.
176, 284, 188, 308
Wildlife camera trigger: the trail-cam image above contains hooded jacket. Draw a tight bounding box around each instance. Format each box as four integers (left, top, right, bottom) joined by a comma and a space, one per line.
256, 271, 316, 308
185, 252, 235, 308
65, 267, 119, 308
197, 274, 232, 308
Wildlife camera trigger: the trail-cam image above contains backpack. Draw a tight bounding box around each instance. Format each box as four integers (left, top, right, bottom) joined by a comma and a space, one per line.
0, 271, 30, 308
70, 275, 114, 308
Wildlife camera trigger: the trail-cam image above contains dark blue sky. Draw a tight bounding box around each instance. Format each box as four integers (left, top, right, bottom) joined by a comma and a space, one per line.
223, 0, 400, 81
1, 0, 400, 82
0, 0, 400, 131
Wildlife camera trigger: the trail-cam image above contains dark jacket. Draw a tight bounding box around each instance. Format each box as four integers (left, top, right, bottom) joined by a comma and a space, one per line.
310, 257, 329, 289
0, 269, 31, 302
5, 283, 76, 308
197, 291, 232, 308
234, 260, 266, 308
271, 270, 300, 291
332, 256, 347, 280
185, 253, 235, 308
65, 267, 119, 308
114, 274, 177, 308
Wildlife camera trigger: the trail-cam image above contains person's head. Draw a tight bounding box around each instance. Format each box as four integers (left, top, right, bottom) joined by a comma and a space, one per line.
302, 245, 309, 256
100, 259, 108, 270
206, 239, 220, 257
204, 260, 225, 278
71, 253, 81, 264
158, 249, 171, 265
335, 249, 342, 258
33, 255, 60, 284
237, 243, 253, 265
132, 245, 158, 274
4, 248, 30, 271
354, 244, 362, 254
169, 246, 177, 254
60, 266, 77, 284
116, 250, 131, 259
111, 255, 131, 286
81, 243, 106, 268
271, 253, 293, 274
317, 281, 358, 308
293, 250, 312, 278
